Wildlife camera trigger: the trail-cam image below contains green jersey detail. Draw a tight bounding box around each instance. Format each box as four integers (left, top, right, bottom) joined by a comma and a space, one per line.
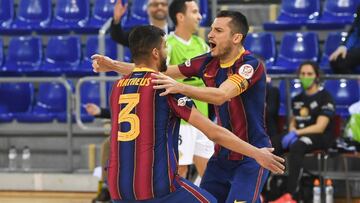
166, 33, 209, 123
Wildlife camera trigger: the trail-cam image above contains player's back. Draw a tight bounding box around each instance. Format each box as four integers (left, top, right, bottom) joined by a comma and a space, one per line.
107, 68, 191, 201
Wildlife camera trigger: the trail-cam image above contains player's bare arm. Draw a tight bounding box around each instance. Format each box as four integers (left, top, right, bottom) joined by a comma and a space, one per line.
187, 106, 285, 174
152, 72, 248, 105
295, 115, 330, 136
91, 54, 185, 78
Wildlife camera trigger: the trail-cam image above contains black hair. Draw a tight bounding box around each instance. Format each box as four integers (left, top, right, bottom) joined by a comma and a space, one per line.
169, 0, 194, 26
216, 10, 249, 44
128, 25, 166, 61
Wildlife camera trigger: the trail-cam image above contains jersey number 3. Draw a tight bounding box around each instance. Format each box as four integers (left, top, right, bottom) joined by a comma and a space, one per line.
118, 93, 140, 141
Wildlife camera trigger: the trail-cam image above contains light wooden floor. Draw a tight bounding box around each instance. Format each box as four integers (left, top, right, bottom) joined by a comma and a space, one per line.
1, 191, 360, 203
0, 191, 97, 203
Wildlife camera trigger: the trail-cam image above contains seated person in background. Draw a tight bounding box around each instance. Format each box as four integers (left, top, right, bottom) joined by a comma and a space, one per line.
270, 61, 335, 203
329, 5, 360, 74
111, 0, 169, 46
85, 104, 111, 203
266, 75, 280, 138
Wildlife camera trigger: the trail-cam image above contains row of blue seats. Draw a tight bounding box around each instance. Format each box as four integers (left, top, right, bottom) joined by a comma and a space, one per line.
0, 35, 117, 76
0, 0, 210, 35
244, 31, 360, 74
264, 0, 360, 30
0, 31, 358, 76
0, 0, 116, 34
278, 79, 360, 118
0, 80, 112, 123
0, 79, 358, 123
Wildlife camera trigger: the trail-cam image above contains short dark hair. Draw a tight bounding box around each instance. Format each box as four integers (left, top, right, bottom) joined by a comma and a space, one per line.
169, 0, 194, 26
216, 10, 249, 44
297, 61, 321, 78
128, 25, 166, 61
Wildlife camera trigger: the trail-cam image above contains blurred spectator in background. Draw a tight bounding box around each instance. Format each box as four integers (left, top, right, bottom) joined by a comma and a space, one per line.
329, 5, 360, 74
270, 61, 335, 203
85, 103, 111, 203
265, 75, 280, 138
167, 0, 212, 183
110, 0, 169, 46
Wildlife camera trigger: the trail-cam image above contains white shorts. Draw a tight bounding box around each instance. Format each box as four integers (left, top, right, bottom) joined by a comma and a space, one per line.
178, 125, 214, 165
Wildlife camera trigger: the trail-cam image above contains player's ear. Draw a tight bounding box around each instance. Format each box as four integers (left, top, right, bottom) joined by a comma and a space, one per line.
176, 13, 184, 23
152, 48, 159, 59
233, 33, 243, 44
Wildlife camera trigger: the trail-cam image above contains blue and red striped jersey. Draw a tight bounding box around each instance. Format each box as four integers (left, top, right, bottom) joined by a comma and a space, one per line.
179, 51, 271, 160
108, 68, 195, 201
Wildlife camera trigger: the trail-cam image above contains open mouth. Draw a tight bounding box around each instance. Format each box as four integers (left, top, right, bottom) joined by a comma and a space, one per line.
209, 42, 216, 49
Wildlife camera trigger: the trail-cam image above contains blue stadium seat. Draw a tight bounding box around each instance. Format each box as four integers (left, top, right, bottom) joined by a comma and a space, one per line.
320, 32, 347, 73
79, 35, 117, 76
263, 0, 320, 30
80, 81, 101, 122
244, 32, 276, 71
17, 82, 69, 122
272, 32, 319, 73
0, 83, 33, 122
122, 0, 149, 29
324, 79, 359, 118
86, 0, 116, 32
46, 0, 90, 34
307, 0, 358, 30
10, 0, 52, 34
0, 0, 14, 33
1, 36, 42, 76
124, 47, 132, 63
0, 39, 3, 68
41, 36, 81, 76
278, 79, 303, 116
199, 0, 210, 26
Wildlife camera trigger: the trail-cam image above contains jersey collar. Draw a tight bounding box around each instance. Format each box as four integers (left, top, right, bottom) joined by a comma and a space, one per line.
220, 47, 245, 68
133, 67, 157, 73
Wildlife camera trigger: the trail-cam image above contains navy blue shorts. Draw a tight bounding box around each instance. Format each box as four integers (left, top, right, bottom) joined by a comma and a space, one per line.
200, 156, 269, 203
112, 177, 216, 203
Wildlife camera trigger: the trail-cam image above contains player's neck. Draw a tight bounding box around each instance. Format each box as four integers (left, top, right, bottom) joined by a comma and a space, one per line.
219, 47, 245, 65
305, 84, 319, 95
151, 18, 167, 31
174, 27, 192, 41
134, 62, 158, 72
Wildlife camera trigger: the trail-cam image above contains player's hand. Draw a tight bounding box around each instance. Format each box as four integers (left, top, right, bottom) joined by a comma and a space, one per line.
254, 148, 285, 174
329, 45, 347, 61
151, 72, 184, 96
113, 0, 128, 24
91, 54, 117, 73
85, 103, 101, 116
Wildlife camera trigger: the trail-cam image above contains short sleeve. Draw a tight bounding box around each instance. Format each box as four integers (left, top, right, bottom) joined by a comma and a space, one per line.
167, 94, 195, 122
234, 58, 264, 88
320, 91, 336, 118
178, 53, 212, 78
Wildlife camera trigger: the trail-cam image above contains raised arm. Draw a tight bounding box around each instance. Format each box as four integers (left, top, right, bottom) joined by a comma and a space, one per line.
152, 72, 246, 105
91, 54, 185, 78
187, 106, 285, 174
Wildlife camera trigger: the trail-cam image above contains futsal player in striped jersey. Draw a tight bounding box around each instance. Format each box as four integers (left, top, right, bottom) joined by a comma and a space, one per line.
101, 25, 284, 203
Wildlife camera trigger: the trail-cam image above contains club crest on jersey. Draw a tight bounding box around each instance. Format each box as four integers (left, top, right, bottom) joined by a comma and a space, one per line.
185, 59, 191, 67
178, 97, 191, 106
238, 64, 254, 79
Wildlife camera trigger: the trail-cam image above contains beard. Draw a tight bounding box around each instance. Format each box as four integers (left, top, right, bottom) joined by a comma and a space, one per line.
159, 56, 167, 72
152, 11, 167, 21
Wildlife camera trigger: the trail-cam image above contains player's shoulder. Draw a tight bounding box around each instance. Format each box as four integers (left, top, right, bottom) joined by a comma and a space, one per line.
166, 33, 178, 44
242, 51, 261, 68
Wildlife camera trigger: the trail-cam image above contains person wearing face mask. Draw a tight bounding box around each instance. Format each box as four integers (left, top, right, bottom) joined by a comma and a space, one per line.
269, 61, 336, 203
